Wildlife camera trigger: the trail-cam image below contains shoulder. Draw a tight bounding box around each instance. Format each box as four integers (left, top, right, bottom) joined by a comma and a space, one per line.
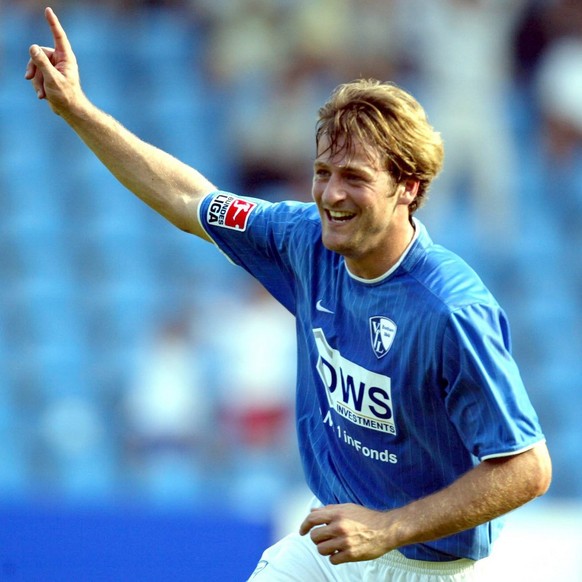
403, 221, 498, 314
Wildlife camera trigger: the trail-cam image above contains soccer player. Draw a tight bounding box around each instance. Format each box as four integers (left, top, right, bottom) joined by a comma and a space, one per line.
26, 8, 552, 581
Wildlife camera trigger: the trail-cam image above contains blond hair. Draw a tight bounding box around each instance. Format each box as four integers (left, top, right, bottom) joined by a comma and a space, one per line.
316, 79, 444, 213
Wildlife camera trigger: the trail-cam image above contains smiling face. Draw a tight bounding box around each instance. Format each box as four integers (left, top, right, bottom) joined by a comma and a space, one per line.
312, 135, 418, 279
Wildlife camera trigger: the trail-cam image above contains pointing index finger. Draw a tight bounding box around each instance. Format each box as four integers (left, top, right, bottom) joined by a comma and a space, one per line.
45, 6, 72, 55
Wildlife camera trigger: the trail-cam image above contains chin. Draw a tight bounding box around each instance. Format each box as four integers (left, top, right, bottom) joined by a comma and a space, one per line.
321, 236, 352, 256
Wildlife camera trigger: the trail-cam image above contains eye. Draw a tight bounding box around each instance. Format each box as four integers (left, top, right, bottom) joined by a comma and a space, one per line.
345, 172, 365, 183
314, 168, 330, 179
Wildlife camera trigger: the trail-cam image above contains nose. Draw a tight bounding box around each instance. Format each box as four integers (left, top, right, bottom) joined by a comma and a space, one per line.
319, 174, 346, 206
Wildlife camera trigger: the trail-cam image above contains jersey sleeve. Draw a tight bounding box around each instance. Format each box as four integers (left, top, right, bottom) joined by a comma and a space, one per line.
198, 191, 319, 314
441, 303, 545, 460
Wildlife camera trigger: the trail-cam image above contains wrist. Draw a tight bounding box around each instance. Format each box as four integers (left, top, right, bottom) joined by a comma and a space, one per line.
57, 90, 92, 123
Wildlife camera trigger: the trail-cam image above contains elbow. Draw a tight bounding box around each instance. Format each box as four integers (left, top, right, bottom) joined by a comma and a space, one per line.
529, 442, 553, 499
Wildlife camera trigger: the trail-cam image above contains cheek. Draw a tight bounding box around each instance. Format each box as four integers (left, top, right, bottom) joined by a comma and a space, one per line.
311, 182, 322, 203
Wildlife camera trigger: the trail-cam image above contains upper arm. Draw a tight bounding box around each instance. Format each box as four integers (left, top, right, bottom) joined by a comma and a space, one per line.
482, 441, 552, 499
185, 195, 213, 241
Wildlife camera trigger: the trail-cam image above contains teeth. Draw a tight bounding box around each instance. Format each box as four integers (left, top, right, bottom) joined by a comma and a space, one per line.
329, 210, 354, 220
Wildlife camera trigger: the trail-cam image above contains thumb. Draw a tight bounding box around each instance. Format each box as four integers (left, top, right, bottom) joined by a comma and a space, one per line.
30, 44, 43, 59
27, 44, 55, 100
29, 44, 54, 71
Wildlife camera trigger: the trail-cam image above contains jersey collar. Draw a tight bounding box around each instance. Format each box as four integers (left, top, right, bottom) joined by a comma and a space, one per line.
344, 217, 429, 284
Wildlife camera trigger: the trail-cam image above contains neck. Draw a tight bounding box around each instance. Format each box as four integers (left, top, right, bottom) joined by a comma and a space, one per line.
346, 218, 415, 280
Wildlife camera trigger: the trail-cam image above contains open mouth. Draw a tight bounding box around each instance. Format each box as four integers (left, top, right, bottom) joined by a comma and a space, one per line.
326, 209, 356, 223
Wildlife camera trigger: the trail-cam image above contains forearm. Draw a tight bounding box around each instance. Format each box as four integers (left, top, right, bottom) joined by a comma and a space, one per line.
301, 443, 551, 564
26, 9, 215, 236
389, 443, 552, 549
62, 97, 215, 235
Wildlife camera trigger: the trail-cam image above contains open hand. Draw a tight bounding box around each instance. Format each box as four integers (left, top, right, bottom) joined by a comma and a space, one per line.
25, 7, 82, 115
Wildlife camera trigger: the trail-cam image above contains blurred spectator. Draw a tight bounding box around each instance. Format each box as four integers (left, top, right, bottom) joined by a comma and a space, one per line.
512, 0, 582, 158
227, 61, 334, 200
342, 0, 404, 81
123, 313, 211, 503
401, 0, 527, 260
513, 0, 582, 109
210, 282, 295, 440
533, 35, 582, 280
284, 0, 351, 76
536, 38, 582, 161
201, 0, 289, 87
515, 0, 582, 254
203, 280, 298, 512
513, 0, 554, 86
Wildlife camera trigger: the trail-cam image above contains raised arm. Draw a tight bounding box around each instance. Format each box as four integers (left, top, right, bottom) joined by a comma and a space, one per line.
25, 7, 214, 238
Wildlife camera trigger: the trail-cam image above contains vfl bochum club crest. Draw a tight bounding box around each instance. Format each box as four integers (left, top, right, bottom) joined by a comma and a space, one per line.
369, 316, 397, 359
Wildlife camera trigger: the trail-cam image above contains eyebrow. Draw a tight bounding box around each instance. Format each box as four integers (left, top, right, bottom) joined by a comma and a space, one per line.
313, 159, 379, 177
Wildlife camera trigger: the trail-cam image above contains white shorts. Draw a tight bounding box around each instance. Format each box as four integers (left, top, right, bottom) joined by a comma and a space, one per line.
247, 531, 491, 582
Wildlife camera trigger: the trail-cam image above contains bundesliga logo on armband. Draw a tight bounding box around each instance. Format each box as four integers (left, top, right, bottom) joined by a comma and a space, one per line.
207, 193, 256, 231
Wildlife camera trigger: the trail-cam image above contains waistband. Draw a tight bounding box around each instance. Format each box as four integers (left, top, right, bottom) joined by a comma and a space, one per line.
377, 550, 476, 576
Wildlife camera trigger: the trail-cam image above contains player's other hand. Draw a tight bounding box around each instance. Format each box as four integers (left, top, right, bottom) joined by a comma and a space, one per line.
25, 7, 84, 117
299, 503, 394, 565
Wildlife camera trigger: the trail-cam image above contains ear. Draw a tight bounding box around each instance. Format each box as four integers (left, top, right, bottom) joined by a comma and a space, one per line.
396, 179, 420, 207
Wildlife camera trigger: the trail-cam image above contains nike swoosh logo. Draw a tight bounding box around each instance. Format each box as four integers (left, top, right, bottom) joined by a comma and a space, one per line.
316, 300, 334, 314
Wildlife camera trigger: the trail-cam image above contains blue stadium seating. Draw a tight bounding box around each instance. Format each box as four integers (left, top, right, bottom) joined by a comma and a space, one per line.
1, 4, 580, 519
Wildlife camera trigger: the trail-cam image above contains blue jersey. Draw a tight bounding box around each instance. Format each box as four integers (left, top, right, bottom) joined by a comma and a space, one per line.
199, 192, 545, 562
